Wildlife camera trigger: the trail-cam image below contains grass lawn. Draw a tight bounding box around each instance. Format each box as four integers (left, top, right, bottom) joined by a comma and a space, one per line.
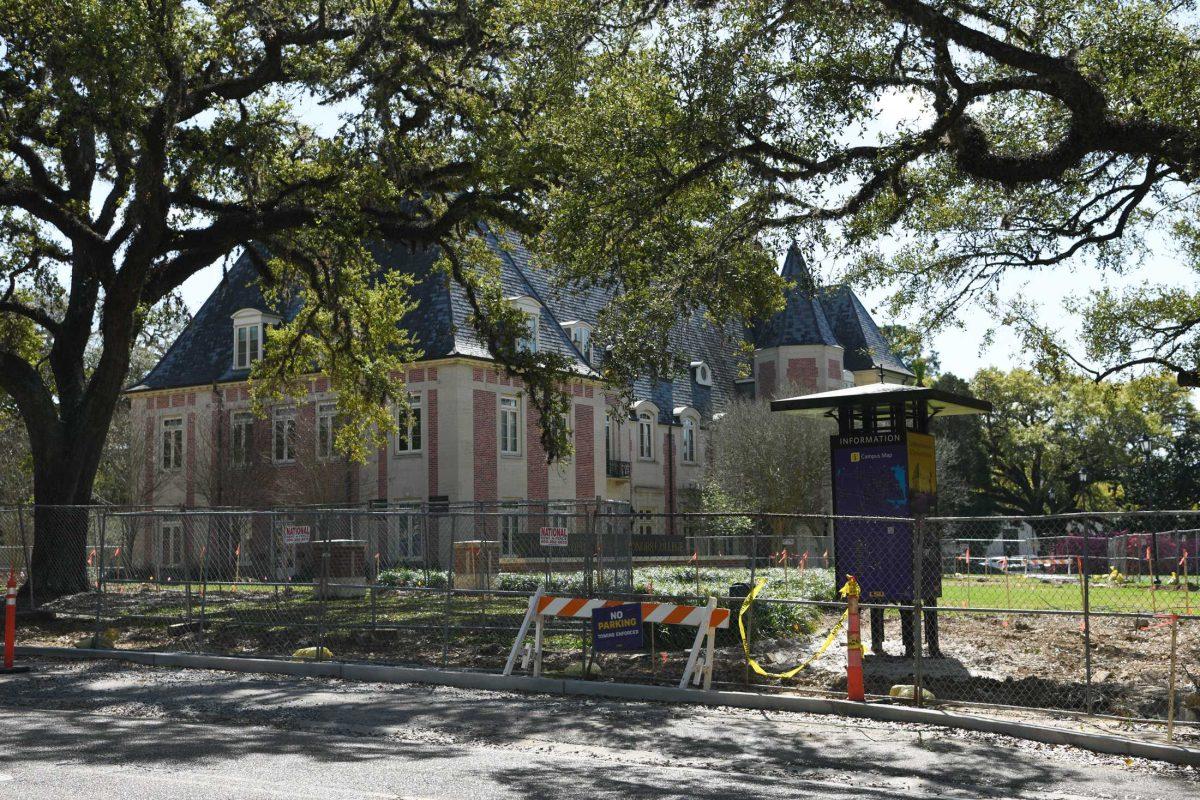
939, 574, 1198, 615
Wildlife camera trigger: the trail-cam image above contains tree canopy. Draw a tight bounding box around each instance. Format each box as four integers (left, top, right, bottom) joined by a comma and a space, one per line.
569, 0, 1200, 380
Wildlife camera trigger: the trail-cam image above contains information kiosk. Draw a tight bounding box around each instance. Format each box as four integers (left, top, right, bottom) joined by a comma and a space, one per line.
771, 383, 991, 656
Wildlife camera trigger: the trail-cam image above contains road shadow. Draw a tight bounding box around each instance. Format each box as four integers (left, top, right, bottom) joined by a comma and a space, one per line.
0, 657, 1188, 798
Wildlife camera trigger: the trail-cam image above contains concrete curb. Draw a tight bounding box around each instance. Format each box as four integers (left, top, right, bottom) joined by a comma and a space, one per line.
14, 645, 1200, 767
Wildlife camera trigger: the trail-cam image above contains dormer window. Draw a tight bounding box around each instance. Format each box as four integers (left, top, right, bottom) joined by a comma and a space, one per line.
235, 323, 260, 369
231, 309, 279, 370
506, 295, 542, 354
562, 321, 593, 362
691, 361, 712, 387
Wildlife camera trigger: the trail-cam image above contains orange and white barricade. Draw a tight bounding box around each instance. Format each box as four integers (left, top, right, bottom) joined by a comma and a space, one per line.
504, 586, 731, 689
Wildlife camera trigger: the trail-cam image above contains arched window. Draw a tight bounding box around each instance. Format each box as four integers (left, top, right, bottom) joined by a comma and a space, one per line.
681, 417, 696, 463
637, 412, 654, 460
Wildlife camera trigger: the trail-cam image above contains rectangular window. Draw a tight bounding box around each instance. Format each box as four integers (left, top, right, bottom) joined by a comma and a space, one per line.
273, 409, 296, 463
500, 505, 520, 556
571, 327, 591, 361
234, 323, 261, 369
316, 402, 337, 460
636, 510, 654, 537
637, 414, 654, 460
517, 314, 538, 353
161, 417, 184, 470
682, 419, 696, 463
231, 411, 254, 467
160, 521, 185, 568
395, 394, 423, 453
500, 396, 520, 455
234, 517, 253, 568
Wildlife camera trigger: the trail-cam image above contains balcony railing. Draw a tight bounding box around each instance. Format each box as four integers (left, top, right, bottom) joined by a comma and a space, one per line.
606, 459, 631, 479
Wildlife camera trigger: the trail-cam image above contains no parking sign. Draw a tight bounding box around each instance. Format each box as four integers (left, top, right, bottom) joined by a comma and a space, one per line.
591, 602, 644, 651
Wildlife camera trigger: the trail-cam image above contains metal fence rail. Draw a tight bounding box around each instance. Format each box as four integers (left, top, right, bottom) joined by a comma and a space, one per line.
4, 505, 1199, 740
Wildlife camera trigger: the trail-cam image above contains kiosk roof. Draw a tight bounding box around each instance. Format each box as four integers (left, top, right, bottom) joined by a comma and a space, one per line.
770, 383, 992, 418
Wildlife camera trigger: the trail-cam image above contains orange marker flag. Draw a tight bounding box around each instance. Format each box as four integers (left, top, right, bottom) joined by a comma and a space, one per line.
1181, 549, 1190, 568
113, 546, 121, 558
689, 551, 698, 564
87, 549, 95, 566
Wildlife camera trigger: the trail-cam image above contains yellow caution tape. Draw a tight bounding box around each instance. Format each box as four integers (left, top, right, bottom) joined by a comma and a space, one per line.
738, 578, 848, 680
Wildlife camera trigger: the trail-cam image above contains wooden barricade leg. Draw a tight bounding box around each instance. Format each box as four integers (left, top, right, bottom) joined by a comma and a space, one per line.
504, 585, 545, 676
679, 597, 716, 689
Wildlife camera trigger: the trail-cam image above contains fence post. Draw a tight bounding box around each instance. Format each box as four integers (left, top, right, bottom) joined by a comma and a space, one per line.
441, 513, 455, 668
94, 509, 107, 641
1083, 524, 1093, 714
16, 506, 33, 610
584, 499, 597, 597
318, 519, 330, 661
912, 516, 925, 707
184, 514, 194, 624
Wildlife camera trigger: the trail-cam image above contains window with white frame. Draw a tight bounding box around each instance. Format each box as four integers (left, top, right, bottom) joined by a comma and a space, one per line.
234, 322, 261, 369
272, 408, 297, 463
231, 411, 254, 466
382, 505, 422, 565
316, 402, 337, 460
637, 412, 654, 460
234, 517, 253, 567
691, 361, 712, 387
500, 504, 520, 556
508, 295, 541, 353
500, 396, 520, 455
605, 415, 613, 461
518, 312, 539, 353
564, 322, 593, 362
161, 417, 184, 471
160, 520, 185, 568
681, 417, 697, 463
395, 394, 422, 454
231, 309, 278, 370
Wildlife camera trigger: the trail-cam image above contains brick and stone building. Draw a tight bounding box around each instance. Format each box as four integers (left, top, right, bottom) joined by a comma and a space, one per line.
125, 236, 910, 569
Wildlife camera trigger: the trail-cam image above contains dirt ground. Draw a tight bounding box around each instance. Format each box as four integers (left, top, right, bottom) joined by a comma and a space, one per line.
14, 587, 1200, 743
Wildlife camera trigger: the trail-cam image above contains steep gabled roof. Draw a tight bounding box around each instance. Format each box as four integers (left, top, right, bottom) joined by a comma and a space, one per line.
134, 242, 462, 391
818, 284, 913, 376
751, 244, 840, 350
130, 232, 748, 421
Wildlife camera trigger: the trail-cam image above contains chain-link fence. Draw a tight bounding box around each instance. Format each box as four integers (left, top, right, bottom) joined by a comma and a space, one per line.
5, 505, 1200, 742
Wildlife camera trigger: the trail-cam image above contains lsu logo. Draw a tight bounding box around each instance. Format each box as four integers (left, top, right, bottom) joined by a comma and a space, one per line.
850, 452, 861, 462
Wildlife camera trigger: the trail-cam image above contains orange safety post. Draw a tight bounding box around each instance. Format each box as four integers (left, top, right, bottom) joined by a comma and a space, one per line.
2, 568, 29, 674
842, 575, 865, 701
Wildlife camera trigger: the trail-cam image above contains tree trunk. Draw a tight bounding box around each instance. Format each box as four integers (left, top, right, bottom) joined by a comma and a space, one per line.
21, 408, 115, 604
25, 502, 93, 603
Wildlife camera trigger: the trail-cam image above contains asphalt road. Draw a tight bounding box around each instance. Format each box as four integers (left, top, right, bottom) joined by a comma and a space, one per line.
0, 659, 1196, 799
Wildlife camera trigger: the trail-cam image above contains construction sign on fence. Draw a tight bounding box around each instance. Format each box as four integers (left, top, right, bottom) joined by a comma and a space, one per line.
282, 525, 311, 545
539, 526, 568, 547
592, 602, 644, 651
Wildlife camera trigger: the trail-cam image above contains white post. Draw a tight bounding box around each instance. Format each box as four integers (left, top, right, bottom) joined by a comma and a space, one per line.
533, 613, 545, 678
703, 622, 716, 691
679, 597, 716, 689
504, 585, 545, 676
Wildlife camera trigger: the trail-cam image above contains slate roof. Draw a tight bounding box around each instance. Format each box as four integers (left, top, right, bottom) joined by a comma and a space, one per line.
750, 243, 913, 379
752, 245, 840, 350
132, 234, 906, 417
818, 284, 912, 376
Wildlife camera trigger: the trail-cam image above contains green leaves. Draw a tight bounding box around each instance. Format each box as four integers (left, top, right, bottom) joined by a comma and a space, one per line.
970, 367, 1197, 514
